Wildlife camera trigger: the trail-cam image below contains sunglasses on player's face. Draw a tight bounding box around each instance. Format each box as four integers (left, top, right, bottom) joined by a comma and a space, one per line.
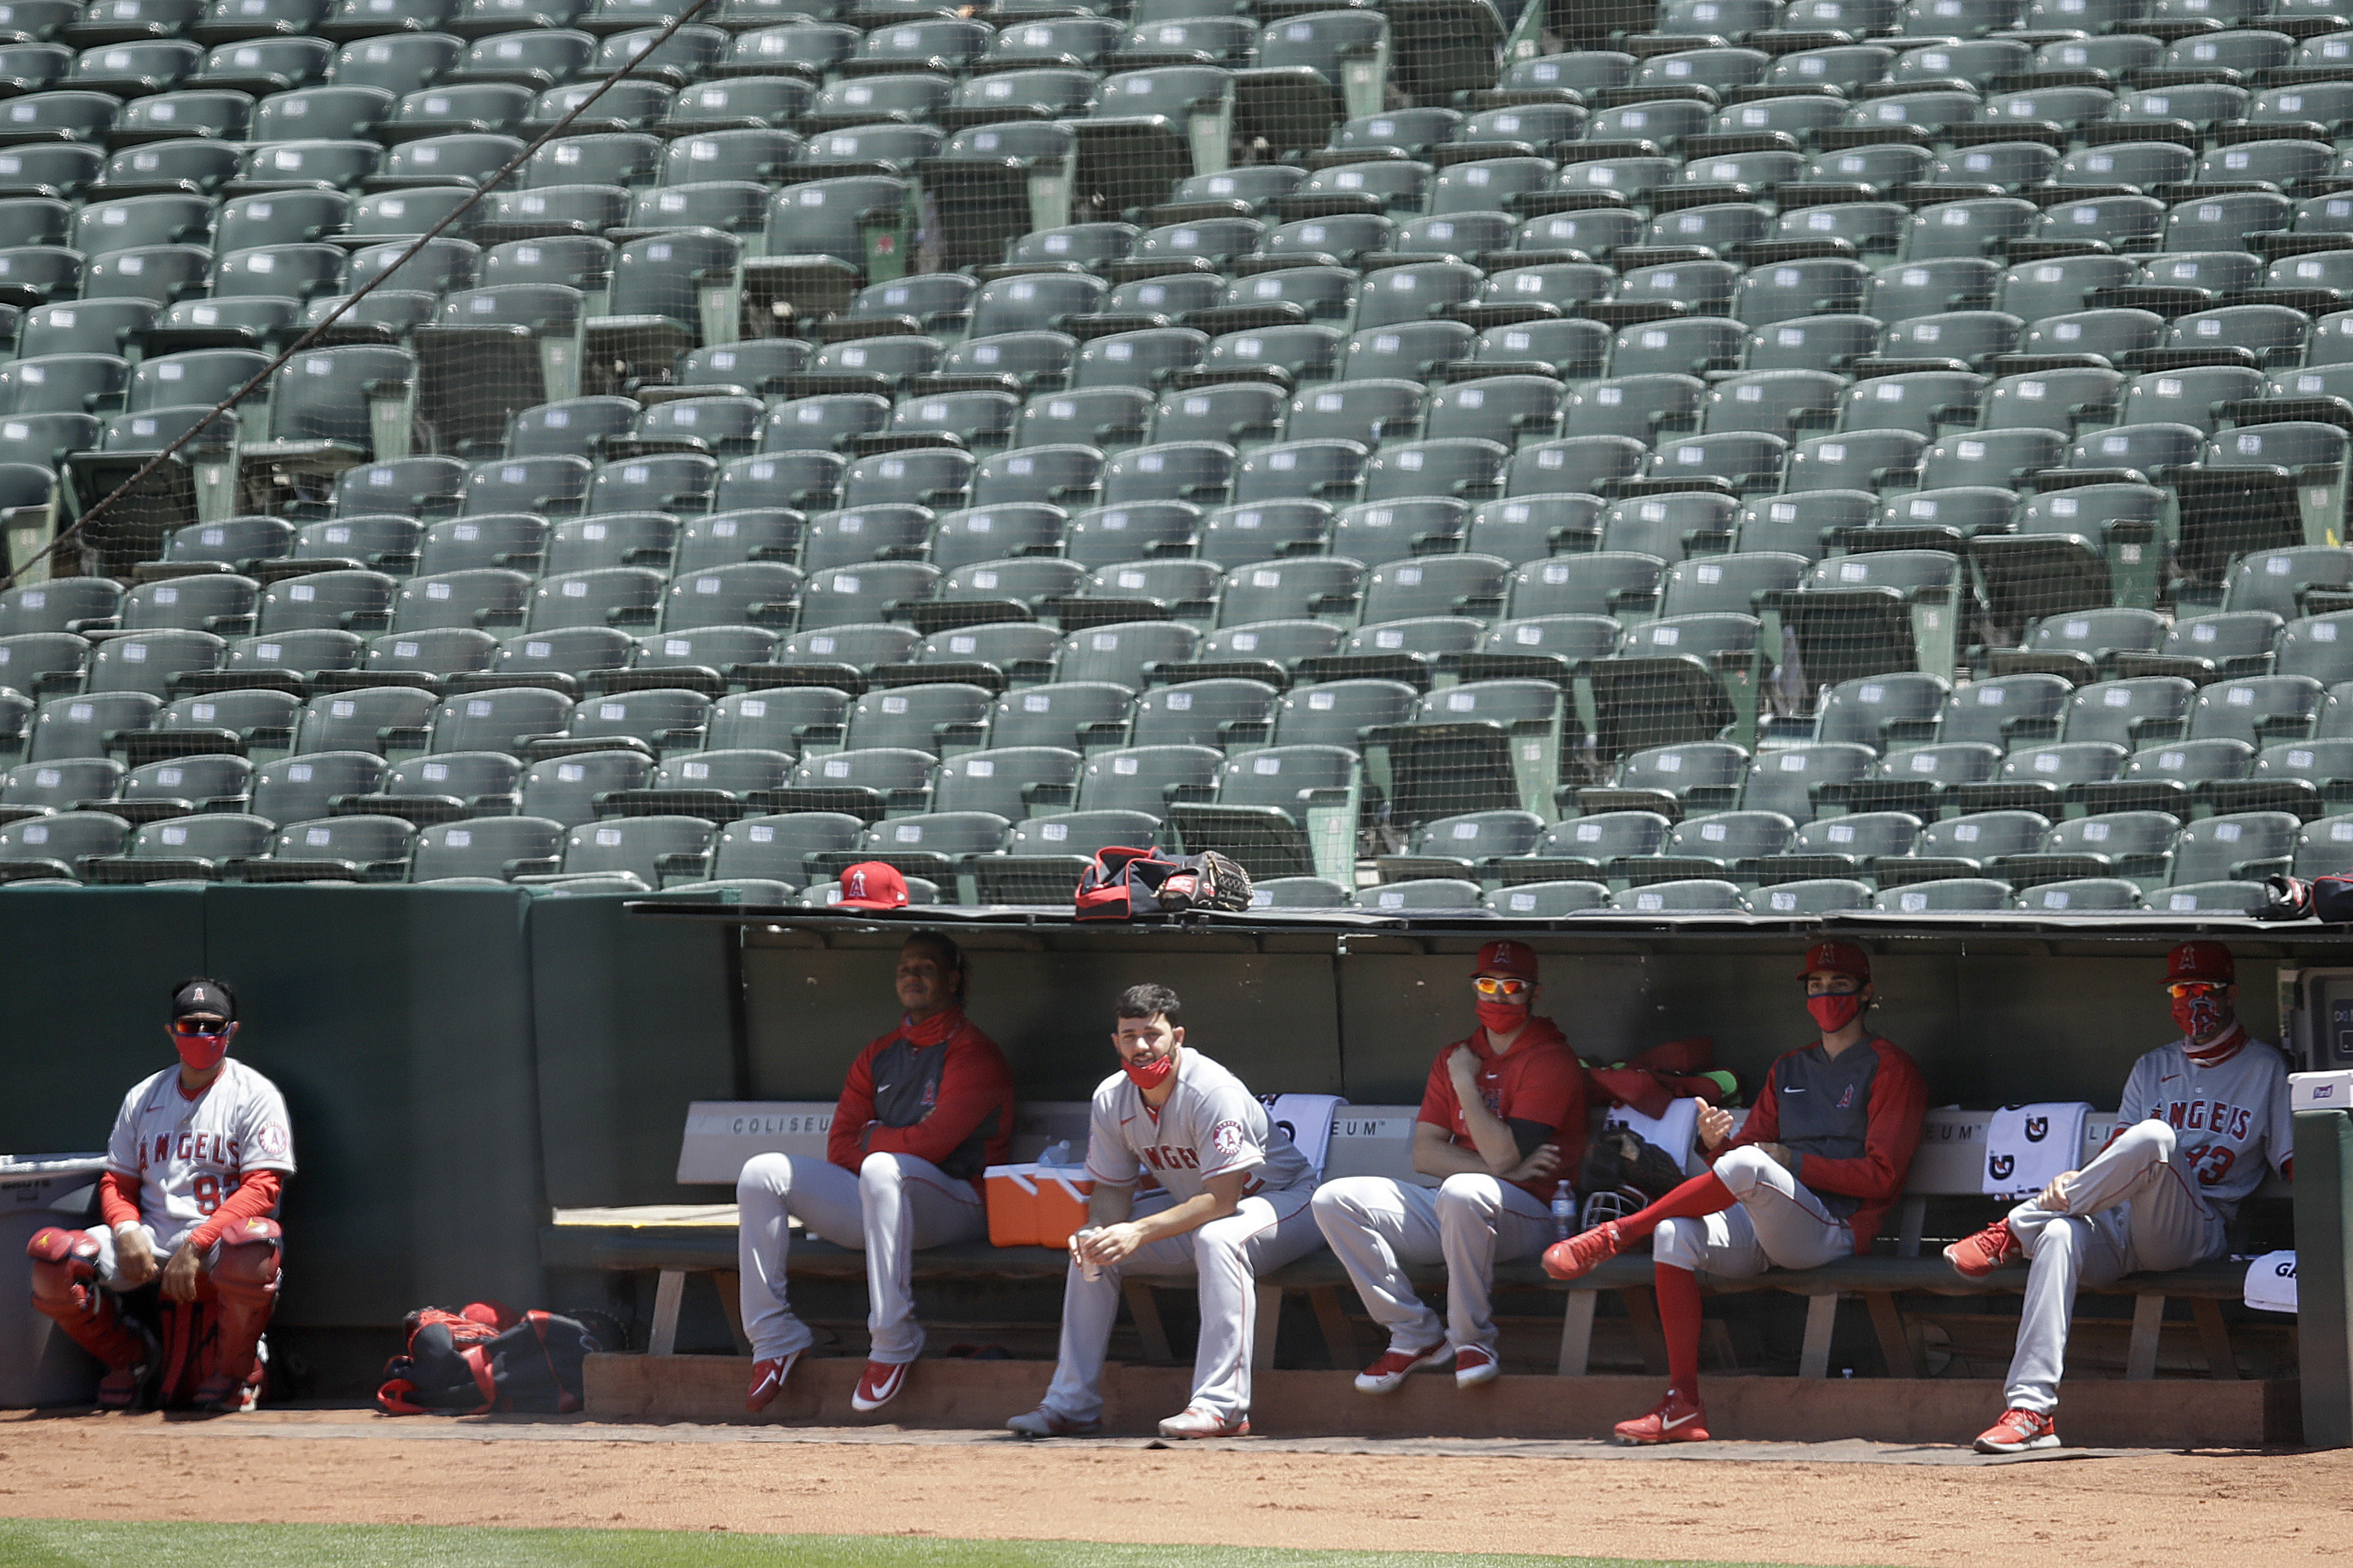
173, 1017, 231, 1038
2167, 981, 2227, 1001
1472, 976, 1531, 998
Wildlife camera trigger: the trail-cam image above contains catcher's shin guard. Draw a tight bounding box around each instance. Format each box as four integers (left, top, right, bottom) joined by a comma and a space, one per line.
27, 1227, 151, 1406
192, 1221, 280, 1411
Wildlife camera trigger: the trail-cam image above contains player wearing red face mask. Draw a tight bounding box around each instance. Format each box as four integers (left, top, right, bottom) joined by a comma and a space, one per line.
1946, 941, 2292, 1454
1312, 940, 1586, 1392
1543, 942, 1925, 1444
1006, 982, 1321, 1441
27, 978, 293, 1412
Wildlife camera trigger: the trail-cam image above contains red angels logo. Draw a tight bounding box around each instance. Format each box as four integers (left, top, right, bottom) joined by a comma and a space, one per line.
849, 869, 870, 901
1209, 1119, 1244, 1159
256, 1124, 289, 1159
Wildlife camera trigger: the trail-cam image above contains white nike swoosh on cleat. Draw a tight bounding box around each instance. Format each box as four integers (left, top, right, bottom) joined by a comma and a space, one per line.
1663, 1410, 1699, 1429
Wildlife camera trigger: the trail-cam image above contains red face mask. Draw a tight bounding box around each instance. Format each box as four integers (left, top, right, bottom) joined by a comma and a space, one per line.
1806, 992, 1863, 1034
173, 1022, 232, 1073
2172, 995, 2229, 1042
1475, 1000, 1529, 1035
1122, 1052, 1176, 1092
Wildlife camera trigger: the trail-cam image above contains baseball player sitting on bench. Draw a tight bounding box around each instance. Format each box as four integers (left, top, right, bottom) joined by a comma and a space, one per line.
736, 886, 1017, 1417
1545, 941, 1926, 1444
1312, 938, 1586, 1392
1945, 940, 2292, 1454
1008, 982, 1322, 1440
29, 978, 295, 1412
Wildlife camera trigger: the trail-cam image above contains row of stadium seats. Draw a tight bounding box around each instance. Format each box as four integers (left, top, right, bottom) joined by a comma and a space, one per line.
0, 545, 1972, 635
11, 669, 2353, 794
114, 490, 2342, 589
5, 779, 2351, 901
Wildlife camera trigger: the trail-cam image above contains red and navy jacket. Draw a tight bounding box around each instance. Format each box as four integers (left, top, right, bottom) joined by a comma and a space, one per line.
1728, 1035, 1926, 1253
826, 1009, 1016, 1188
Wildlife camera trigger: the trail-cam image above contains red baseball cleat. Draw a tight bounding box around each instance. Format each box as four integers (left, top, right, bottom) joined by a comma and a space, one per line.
850, 1358, 908, 1414
1944, 1220, 2023, 1279
745, 1350, 802, 1413
1453, 1345, 1500, 1387
1613, 1387, 1710, 1445
1973, 1407, 2059, 1454
1353, 1341, 1448, 1394
1542, 1221, 1626, 1281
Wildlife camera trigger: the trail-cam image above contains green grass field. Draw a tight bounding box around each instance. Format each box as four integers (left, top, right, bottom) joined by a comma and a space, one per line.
0, 1525, 1832, 1568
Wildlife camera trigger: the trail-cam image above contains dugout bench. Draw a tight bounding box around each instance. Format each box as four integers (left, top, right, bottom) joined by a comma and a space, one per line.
540, 1102, 2279, 1381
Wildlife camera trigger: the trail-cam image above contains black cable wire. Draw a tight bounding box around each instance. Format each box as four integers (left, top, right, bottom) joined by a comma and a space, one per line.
8, 0, 720, 589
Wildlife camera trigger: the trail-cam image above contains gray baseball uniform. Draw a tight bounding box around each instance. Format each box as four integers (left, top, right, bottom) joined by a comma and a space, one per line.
2001, 1030, 2292, 1412
1311, 1173, 1552, 1357
1038, 1047, 1321, 1425
735, 1152, 982, 1365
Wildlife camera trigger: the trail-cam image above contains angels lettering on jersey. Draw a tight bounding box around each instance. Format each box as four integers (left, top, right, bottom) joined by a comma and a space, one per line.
2144, 1090, 2263, 1184
1143, 1117, 1245, 1173
2120, 1039, 2292, 1214
106, 1059, 296, 1253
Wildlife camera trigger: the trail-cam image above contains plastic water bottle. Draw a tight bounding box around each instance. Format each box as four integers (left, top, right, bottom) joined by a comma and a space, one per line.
1550, 1180, 1575, 1241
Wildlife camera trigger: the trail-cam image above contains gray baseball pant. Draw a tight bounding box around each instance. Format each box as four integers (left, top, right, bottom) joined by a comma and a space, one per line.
1040, 1185, 1323, 1425
1652, 1145, 1856, 1278
2000, 1118, 2223, 1414
1311, 1173, 1553, 1357
735, 1151, 985, 1366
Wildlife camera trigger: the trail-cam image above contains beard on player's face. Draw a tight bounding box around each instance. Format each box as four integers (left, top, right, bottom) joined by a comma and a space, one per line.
1114, 1017, 1178, 1063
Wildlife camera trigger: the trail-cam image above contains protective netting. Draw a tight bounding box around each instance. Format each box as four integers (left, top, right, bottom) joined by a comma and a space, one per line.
4, 0, 2353, 914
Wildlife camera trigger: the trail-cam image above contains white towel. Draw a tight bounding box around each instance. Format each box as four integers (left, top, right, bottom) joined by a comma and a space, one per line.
1263, 1093, 1346, 1182
1983, 1101, 2092, 1201
1604, 1097, 1704, 1176
2245, 1251, 2299, 1314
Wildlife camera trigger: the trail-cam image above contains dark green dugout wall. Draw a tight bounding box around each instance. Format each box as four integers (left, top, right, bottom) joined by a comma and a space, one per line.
0, 886, 737, 1328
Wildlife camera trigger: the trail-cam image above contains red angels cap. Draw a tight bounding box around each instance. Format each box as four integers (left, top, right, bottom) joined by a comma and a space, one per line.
1797, 941, 1871, 981
2167, 940, 2234, 985
1475, 940, 1540, 981
836, 861, 909, 911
